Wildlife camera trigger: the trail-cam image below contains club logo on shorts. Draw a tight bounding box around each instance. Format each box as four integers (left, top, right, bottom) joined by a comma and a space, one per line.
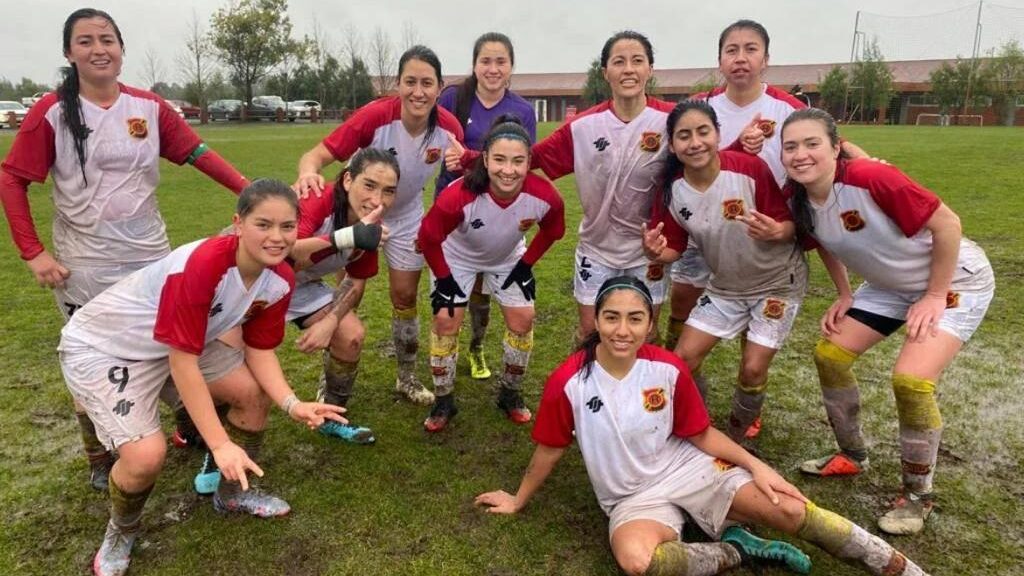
756, 118, 777, 138
763, 298, 786, 320
413, 239, 423, 254
112, 398, 135, 417
722, 198, 745, 220
639, 131, 662, 152
642, 387, 667, 412
646, 262, 664, 281
840, 210, 866, 232
518, 218, 536, 232
946, 291, 960, 309
425, 147, 441, 164
713, 457, 736, 472
244, 300, 268, 319
127, 117, 148, 138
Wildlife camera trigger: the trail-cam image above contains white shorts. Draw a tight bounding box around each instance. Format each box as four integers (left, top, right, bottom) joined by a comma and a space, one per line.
686, 292, 802, 350
60, 341, 244, 450
574, 247, 667, 306
608, 442, 752, 540
670, 244, 711, 288
852, 282, 994, 342
53, 260, 156, 321
384, 213, 425, 272
432, 264, 534, 309
287, 281, 334, 322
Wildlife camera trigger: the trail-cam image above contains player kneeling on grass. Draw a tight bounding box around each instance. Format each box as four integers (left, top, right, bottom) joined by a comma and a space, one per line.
780, 109, 994, 535
418, 115, 564, 432
476, 276, 931, 576
58, 180, 346, 576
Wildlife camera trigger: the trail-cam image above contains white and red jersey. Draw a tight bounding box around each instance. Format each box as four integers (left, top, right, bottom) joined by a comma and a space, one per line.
798, 159, 991, 293
1, 84, 202, 266
294, 182, 378, 285
532, 96, 675, 269
532, 344, 711, 511
699, 84, 806, 186
59, 235, 293, 360
321, 97, 464, 224
654, 151, 807, 298
418, 173, 564, 276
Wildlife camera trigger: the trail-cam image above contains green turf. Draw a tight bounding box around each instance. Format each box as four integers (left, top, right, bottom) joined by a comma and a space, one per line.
0, 122, 1021, 575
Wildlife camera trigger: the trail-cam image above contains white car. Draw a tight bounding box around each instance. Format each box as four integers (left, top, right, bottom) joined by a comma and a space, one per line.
21, 92, 46, 108
288, 100, 321, 119
0, 101, 28, 126
167, 101, 184, 118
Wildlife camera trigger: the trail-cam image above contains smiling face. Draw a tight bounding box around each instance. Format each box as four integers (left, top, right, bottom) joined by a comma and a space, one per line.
595, 289, 652, 363
233, 196, 298, 268
718, 27, 768, 91
65, 16, 123, 87
669, 108, 721, 171
343, 162, 398, 222
603, 39, 652, 101
474, 41, 513, 96
781, 118, 841, 190
483, 137, 529, 199
397, 57, 441, 126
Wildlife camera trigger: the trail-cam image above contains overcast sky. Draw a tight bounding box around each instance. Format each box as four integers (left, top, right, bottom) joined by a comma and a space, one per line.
2, 0, 1022, 89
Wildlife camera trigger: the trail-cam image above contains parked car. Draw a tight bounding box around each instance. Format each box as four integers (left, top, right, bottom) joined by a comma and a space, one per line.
168, 99, 201, 119
288, 100, 321, 119
21, 92, 46, 108
248, 95, 295, 121
0, 101, 29, 126
208, 99, 242, 121
167, 101, 184, 118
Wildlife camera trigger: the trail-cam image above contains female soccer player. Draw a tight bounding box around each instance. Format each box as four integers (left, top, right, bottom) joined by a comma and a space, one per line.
59, 180, 345, 576
0, 8, 249, 491
643, 99, 813, 443
476, 277, 931, 576
781, 108, 994, 535
435, 32, 537, 382
418, 116, 564, 432
294, 45, 465, 407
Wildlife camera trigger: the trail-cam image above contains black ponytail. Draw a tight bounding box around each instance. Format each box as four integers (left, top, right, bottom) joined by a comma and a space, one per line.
780, 108, 850, 242
464, 114, 530, 195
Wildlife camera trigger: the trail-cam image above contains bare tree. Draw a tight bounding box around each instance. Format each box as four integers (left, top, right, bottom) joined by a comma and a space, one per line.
141, 48, 166, 91
369, 26, 395, 96
399, 21, 421, 51
339, 22, 364, 66
176, 9, 215, 109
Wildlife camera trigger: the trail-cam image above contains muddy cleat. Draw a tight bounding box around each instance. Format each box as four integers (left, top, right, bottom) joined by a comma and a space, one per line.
722, 525, 811, 574
171, 426, 205, 450
213, 487, 291, 518
878, 492, 934, 535
744, 416, 763, 439
93, 520, 138, 576
496, 387, 532, 425
193, 452, 221, 495
468, 349, 492, 380
424, 394, 458, 432
395, 374, 435, 406
89, 453, 115, 492
800, 452, 869, 477
318, 420, 376, 444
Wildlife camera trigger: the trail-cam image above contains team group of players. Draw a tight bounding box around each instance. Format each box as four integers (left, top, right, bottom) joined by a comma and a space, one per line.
0, 7, 993, 576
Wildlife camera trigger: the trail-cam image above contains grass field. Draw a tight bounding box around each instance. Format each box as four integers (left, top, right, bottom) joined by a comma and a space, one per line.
0, 121, 1022, 575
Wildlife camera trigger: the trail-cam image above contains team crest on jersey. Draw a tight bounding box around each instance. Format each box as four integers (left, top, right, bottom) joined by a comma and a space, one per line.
840, 210, 866, 231
763, 298, 786, 320
425, 147, 441, 164
127, 117, 148, 139
946, 291, 960, 309
713, 458, 736, 472
639, 131, 662, 152
244, 300, 268, 319
646, 262, 664, 281
756, 118, 777, 138
518, 218, 536, 232
642, 387, 667, 412
722, 198, 745, 220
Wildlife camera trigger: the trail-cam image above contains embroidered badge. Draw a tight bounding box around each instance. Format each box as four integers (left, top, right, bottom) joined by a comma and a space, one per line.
518, 218, 537, 232
642, 387, 667, 412
413, 239, 423, 254
244, 300, 268, 319
756, 118, 777, 138
639, 131, 662, 152
840, 210, 866, 232
127, 117, 148, 138
425, 147, 441, 164
722, 198, 745, 220
646, 262, 664, 281
946, 291, 960, 309
713, 458, 736, 472
763, 298, 786, 320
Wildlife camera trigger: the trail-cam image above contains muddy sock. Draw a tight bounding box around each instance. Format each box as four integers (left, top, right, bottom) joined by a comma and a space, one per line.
644, 540, 741, 576
798, 501, 927, 576
322, 353, 358, 408
499, 329, 533, 391
109, 477, 153, 530
216, 420, 266, 498
728, 376, 766, 441
429, 331, 459, 397
665, 316, 686, 352
468, 292, 491, 352
392, 307, 419, 381
76, 411, 109, 460
892, 373, 942, 494
814, 339, 868, 461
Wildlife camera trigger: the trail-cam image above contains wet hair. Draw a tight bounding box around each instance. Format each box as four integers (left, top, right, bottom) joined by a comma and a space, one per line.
659, 99, 720, 211
781, 108, 850, 241
718, 19, 770, 58
464, 114, 530, 195
331, 147, 401, 230
236, 178, 300, 219
577, 276, 654, 380
397, 45, 443, 150
454, 32, 515, 128
600, 30, 654, 68
59, 8, 125, 185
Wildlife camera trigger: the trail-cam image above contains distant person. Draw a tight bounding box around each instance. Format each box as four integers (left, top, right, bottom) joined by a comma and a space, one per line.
294, 45, 466, 407
476, 276, 932, 576
0, 8, 249, 491
435, 32, 537, 383
781, 108, 993, 535
418, 116, 563, 431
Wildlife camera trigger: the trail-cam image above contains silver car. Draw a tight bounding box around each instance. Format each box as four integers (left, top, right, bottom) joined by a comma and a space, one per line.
0, 101, 28, 127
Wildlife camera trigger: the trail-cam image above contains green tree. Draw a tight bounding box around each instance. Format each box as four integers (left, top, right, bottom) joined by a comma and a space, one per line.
983, 40, 1024, 126
850, 39, 893, 122
342, 56, 376, 110
689, 70, 722, 97
209, 0, 297, 104
581, 58, 610, 107
817, 65, 849, 118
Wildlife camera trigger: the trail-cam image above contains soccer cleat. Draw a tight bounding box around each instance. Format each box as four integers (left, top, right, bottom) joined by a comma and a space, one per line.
468, 349, 492, 380
878, 492, 934, 535
496, 387, 532, 425
193, 452, 221, 495
722, 525, 811, 575
213, 487, 291, 518
744, 417, 763, 439
171, 426, 205, 449
424, 394, 458, 432
395, 374, 435, 406
89, 453, 115, 492
93, 520, 138, 576
318, 420, 376, 444
800, 452, 869, 477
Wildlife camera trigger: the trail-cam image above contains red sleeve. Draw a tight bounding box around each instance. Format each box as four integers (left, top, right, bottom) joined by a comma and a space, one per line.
1, 97, 56, 183
652, 183, 689, 253
242, 264, 294, 350
298, 184, 337, 239
344, 249, 379, 279
847, 159, 941, 237
0, 169, 45, 260
721, 137, 746, 153
521, 175, 565, 265
191, 149, 249, 195
531, 354, 581, 448
156, 96, 203, 164
322, 98, 391, 161
154, 240, 233, 355
731, 152, 791, 222
417, 181, 471, 277
531, 120, 576, 180
663, 353, 710, 438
